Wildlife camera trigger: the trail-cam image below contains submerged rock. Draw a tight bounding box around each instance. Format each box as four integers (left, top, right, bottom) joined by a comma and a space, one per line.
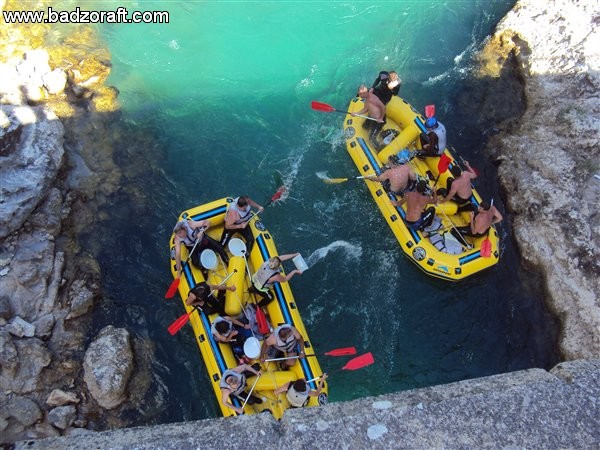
83, 326, 134, 409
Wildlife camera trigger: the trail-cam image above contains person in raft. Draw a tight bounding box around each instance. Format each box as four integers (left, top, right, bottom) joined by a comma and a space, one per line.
395, 178, 437, 231
438, 161, 478, 212
367, 155, 417, 198
352, 84, 386, 143
185, 281, 234, 316
248, 253, 303, 307
220, 195, 264, 252
452, 201, 503, 238
173, 219, 229, 277
259, 324, 306, 368
211, 315, 252, 359
220, 363, 262, 414
274, 374, 329, 408
371, 70, 401, 105
419, 116, 447, 157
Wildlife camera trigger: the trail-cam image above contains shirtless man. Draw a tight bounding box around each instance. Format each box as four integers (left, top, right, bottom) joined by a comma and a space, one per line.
367, 156, 416, 197
456, 201, 503, 237
440, 161, 478, 211
395, 179, 437, 230
352, 84, 386, 123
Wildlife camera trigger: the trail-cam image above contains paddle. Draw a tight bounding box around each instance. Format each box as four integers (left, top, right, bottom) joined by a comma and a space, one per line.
263, 185, 286, 208
165, 232, 204, 298
311, 100, 379, 122
167, 270, 237, 335
425, 104, 435, 118
432, 153, 452, 189
240, 373, 262, 411
322, 175, 371, 185
305, 352, 375, 384
265, 346, 357, 362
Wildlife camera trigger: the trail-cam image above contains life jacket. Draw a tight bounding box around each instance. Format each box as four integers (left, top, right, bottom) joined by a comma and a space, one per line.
211, 316, 233, 340
273, 324, 297, 352
228, 197, 253, 225
432, 123, 447, 155
219, 369, 246, 397
286, 384, 309, 408
252, 261, 280, 291
174, 220, 201, 247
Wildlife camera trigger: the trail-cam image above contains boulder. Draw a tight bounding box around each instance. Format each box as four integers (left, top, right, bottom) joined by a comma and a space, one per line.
0, 104, 65, 239
66, 280, 95, 320
33, 313, 55, 339
0, 330, 18, 374
47, 405, 77, 430
6, 395, 42, 426
46, 389, 80, 407
7, 316, 36, 338
83, 326, 133, 409
42, 68, 67, 95
0, 337, 52, 394
0, 295, 11, 320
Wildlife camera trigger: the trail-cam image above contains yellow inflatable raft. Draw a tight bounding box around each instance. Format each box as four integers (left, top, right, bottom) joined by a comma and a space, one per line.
342, 96, 499, 281
168, 198, 327, 418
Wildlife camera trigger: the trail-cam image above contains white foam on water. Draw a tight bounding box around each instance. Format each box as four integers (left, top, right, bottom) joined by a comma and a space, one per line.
305, 240, 362, 268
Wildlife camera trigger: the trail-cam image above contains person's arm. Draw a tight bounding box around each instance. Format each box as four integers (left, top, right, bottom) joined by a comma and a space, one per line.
308, 373, 328, 397
278, 253, 299, 262
464, 161, 477, 178
442, 182, 459, 203
271, 269, 302, 284
207, 283, 235, 293
242, 363, 261, 377
185, 291, 197, 306
226, 211, 245, 229
492, 207, 503, 224
273, 381, 291, 396
225, 316, 247, 329
469, 211, 477, 234
391, 196, 407, 207
292, 328, 306, 356
245, 197, 264, 214
259, 335, 274, 362
221, 388, 243, 415
174, 240, 183, 277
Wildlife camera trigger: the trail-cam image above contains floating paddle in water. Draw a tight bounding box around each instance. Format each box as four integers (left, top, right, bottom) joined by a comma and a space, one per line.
322, 175, 372, 184
342, 352, 375, 370
324, 347, 357, 356
311, 100, 379, 122
264, 185, 286, 208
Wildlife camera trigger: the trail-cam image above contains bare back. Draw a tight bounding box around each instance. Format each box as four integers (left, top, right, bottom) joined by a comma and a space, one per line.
405, 191, 431, 222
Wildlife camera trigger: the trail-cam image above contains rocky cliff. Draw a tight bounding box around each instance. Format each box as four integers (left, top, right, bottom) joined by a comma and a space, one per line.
477, 0, 600, 359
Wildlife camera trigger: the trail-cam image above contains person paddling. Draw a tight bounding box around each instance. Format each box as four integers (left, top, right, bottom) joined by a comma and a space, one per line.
220, 363, 262, 415
453, 201, 503, 238
439, 161, 478, 211
274, 374, 328, 408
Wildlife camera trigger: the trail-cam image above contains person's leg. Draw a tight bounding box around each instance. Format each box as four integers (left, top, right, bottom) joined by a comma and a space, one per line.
240, 226, 254, 251
220, 228, 233, 247
248, 285, 272, 306
204, 234, 229, 264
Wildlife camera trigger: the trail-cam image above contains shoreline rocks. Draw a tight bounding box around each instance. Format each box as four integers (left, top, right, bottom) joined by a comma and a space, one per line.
478, 0, 600, 359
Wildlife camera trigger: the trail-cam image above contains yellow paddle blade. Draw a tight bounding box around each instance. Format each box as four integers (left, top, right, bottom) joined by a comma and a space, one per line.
323, 177, 349, 184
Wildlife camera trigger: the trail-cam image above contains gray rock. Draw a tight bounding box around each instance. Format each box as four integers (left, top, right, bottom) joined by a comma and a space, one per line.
0, 105, 64, 239
7, 395, 42, 426
47, 405, 76, 430
33, 313, 55, 339
46, 389, 79, 407
0, 337, 51, 394
66, 280, 95, 320
7, 316, 36, 338
83, 326, 133, 409
0, 295, 11, 319
0, 330, 18, 373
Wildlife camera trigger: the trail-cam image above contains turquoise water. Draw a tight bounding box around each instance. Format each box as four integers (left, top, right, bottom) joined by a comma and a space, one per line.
84, 1, 558, 424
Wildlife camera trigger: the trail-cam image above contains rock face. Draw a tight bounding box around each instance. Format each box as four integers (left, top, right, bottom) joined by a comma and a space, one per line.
83, 326, 134, 409
480, 0, 600, 359
0, 105, 65, 239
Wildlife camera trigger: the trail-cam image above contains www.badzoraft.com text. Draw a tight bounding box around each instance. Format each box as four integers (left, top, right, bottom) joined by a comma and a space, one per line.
2, 7, 169, 24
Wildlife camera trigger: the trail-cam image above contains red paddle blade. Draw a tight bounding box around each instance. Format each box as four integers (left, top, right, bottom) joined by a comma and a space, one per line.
271, 186, 286, 202
480, 237, 492, 258
425, 104, 435, 118
311, 101, 335, 113
324, 347, 357, 356
342, 352, 374, 371
165, 278, 180, 299
168, 310, 193, 335
437, 153, 451, 174
256, 307, 270, 335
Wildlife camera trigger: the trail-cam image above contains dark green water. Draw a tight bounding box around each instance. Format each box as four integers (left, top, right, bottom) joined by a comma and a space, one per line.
84, 1, 558, 424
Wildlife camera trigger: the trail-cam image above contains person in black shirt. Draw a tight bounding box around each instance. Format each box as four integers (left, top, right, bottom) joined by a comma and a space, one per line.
185, 281, 234, 316
371, 70, 401, 104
